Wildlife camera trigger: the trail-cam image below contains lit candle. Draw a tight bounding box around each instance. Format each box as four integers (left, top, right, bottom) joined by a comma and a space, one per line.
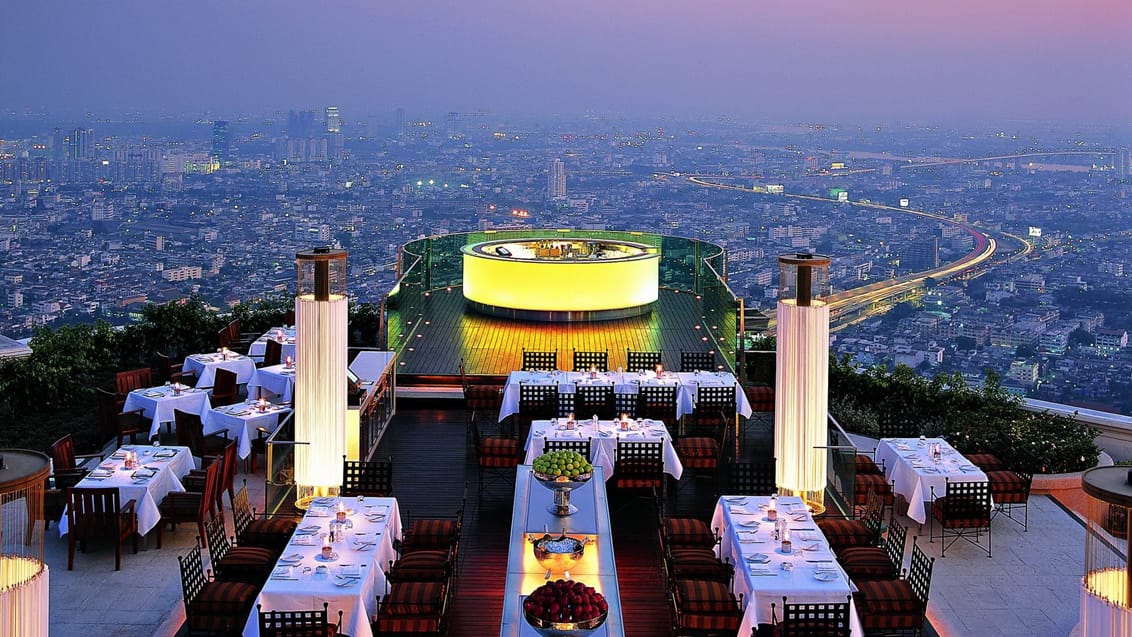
336, 501, 347, 522
321, 533, 333, 559
285, 355, 293, 369
768, 493, 778, 521
620, 414, 629, 431
655, 363, 663, 377
221, 346, 229, 360
780, 525, 792, 554
258, 398, 268, 412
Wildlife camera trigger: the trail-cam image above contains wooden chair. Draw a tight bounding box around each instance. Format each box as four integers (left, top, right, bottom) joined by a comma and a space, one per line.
95, 387, 148, 447
157, 352, 196, 386
852, 538, 934, 637
576, 383, 615, 420
572, 349, 608, 372
542, 437, 593, 463
669, 578, 743, 636
49, 433, 103, 490
613, 439, 665, 508
637, 384, 678, 429
929, 479, 992, 557
341, 455, 394, 497
208, 367, 239, 407
157, 459, 220, 549
626, 349, 662, 373
728, 459, 777, 496
772, 595, 853, 637
233, 480, 298, 554
179, 538, 259, 636
262, 339, 283, 368
839, 519, 908, 582
817, 488, 886, 553
66, 487, 138, 571
185, 441, 238, 524
258, 601, 342, 637
115, 367, 153, 396
175, 408, 231, 459
521, 348, 558, 372
680, 350, 716, 372
473, 421, 519, 495
204, 514, 278, 585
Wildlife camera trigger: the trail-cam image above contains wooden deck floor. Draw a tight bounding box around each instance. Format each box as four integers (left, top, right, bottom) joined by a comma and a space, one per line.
391, 287, 728, 377
378, 400, 776, 637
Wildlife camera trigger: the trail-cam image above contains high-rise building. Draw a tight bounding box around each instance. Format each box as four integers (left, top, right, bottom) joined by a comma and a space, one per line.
70, 128, 93, 161
211, 120, 230, 164
548, 158, 566, 201
326, 106, 341, 134
287, 110, 317, 138
1117, 147, 1129, 181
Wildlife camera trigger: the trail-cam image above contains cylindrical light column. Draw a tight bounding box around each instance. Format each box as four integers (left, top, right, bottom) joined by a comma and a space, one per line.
295, 248, 348, 507
774, 253, 831, 512
0, 450, 50, 637
1080, 466, 1132, 636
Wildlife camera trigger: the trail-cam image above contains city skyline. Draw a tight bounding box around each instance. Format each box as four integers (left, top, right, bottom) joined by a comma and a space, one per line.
1, 0, 1130, 124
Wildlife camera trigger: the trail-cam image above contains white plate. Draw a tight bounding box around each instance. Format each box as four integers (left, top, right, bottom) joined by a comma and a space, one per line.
746, 553, 771, 563
814, 571, 839, 582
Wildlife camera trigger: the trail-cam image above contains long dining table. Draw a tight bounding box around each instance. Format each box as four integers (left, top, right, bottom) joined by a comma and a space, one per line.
522, 418, 684, 481
243, 496, 402, 637
711, 495, 864, 637
58, 444, 195, 537
498, 370, 753, 423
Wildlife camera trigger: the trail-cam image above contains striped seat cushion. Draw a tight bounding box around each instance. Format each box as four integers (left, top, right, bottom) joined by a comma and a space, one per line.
675, 578, 737, 614
404, 519, 457, 551
854, 579, 923, 629
216, 546, 278, 580
837, 546, 899, 581
388, 550, 452, 582
480, 436, 518, 456
668, 548, 731, 580
856, 454, 882, 475
676, 437, 719, 469
373, 615, 442, 633
745, 386, 774, 412
187, 581, 258, 628
242, 517, 299, 551
932, 498, 990, 528
384, 581, 445, 616
854, 473, 893, 506
662, 517, 716, 548
816, 518, 873, 550
479, 454, 520, 468
615, 477, 661, 489
964, 453, 1003, 472
986, 471, 1028, 503
678, 612, 742, 631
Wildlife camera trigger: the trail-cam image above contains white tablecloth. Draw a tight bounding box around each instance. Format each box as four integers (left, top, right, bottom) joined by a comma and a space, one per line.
59, 445, 195, 536
248, 327, 297, 363
183, 353, 258, 388
874, 438, 988, 524
522, 419, 683, 481
122, 386, 212, 439
498, 370, 751, 422
202, 403, 291, 459
244, 496, 402, 637
711, 495, 863, 637
247, 365, 296, 403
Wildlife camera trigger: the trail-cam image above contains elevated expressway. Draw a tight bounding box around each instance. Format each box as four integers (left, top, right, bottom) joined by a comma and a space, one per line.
687, 177, 1007, 332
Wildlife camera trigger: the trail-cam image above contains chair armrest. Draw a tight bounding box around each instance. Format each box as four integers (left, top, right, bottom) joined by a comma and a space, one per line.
120, 407, 146, 418
164, 491, 204, 506
120, 499, 137, 516
75, 451, 106, 462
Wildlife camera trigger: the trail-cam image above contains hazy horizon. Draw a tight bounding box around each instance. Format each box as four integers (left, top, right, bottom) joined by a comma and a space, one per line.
1, 0, 1130, 126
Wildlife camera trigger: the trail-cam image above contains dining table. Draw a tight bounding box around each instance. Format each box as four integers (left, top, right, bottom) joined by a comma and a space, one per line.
201, 401, 292, 459
246, 364, 296, 403
122, 384, 212, 440
522, 418, 684, 481
498, 370, 752, 422
58, 444, 195, 537
711, 494, 864, 637
874, 437, 988, 524
247, 327, 297, 364
243, 496, 402, 637
182, 351, 258, 388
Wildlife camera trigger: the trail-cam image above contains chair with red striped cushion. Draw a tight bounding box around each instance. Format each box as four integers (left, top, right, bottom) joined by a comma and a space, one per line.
660, 516, 717, 549
838, 520, 907, 582
675, 436, 721, 471
986, 468, 1034, 530
963, 452, 1004, 472
233, 481, 299, 554
386, 548, 455, 584
771, 595, 852, 637
664, 545, 733, 583
929, 479, 992, 557
258, 601, 343, 637
853, 538, 934, 636
179, 538, 259, 635
856, 454, 883, 476
817, 489, 885, 553
853, 473, 894, 515
372, 581, 448, 635
205, 515, 278, 585
613, 440, 665, 507
670, 578, 743, 635
473, 421, 519, 494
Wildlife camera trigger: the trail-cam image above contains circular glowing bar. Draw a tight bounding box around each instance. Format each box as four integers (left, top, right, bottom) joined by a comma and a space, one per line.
462, 239, 660, 321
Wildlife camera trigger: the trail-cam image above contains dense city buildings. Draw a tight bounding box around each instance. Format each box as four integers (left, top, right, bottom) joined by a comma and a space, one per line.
0, 112, 1129, 414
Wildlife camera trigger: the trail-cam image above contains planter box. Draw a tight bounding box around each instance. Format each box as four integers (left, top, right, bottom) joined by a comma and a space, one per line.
1031, 451, 1113, 517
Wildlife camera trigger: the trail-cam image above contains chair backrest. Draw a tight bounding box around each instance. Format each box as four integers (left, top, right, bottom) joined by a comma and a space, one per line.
576, 384, 613, 418
258, 602, 331, 637
615, 440, 663, 482
518, 383, 558, 419
227, 320, 243, 344
556, 390, 576, 418
67, 487, 123, 541
695, 385, 736, 410
613, 392, 637, 418
156, 352, 178, 383
572, 350, 608, 372
216, 441, 238, 500
175, 409, 206, 453
196, 460, 222, 520
522, 349, 558, 372
94, 387, 121, 440
233, 482, 254, 540
885, 519, 909, 571
779, 595, 852, 637
458, 360, 471, 395
116, 367, 153, 395
637, 384, 677, 421
264, 339, 283, 367
861, 489, 887, 541
729, 459, 777, 496
341, 455, 393, 497
212, 368, 238, 404
217, 327, 232, 349
178, 539, 209, 610
939, 478, 991, 525
543, 437, 592, 462
906, 538, 934, 607
204, 514, 233, 563
680, 350, 716, 372
50, 434, 78, 471
626, 349, 661, 373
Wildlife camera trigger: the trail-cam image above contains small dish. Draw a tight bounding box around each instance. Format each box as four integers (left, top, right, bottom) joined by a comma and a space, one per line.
278, 553, 304, 564
814, 571, 839, 582
746, 553, 771, 563
315, 552, 339, 562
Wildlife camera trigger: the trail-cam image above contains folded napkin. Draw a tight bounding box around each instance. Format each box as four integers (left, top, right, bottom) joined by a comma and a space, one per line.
337, 564, 361, 578
749, 564, 776, 575
131, 469, 157, 479
292, 536, 316, 546
798, 532, 819, 542
364, 512, 386, 522
153, 449, 177, 458
308, 506, 330, 518
278, 553, 304, 564
271, 566, 298, 580
745, 553, 771, 564
142, 391, 163, 398
729, 506, 756, 515
88, 468, 114, 478
296, 525, 321, 535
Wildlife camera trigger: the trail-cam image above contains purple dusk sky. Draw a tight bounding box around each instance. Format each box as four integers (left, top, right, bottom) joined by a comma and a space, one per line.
2, 0, 1129, 124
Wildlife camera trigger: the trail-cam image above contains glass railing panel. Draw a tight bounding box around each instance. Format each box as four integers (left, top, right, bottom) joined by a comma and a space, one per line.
263, 411, 298, 515
825, 414, 858, 518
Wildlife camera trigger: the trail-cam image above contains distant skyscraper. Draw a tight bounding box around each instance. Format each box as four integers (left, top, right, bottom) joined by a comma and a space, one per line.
1117, 147, 1129, 181
287, 110, 317, 138
548, 158, 566, 201
211, 120, 230, 163
70, 128, 93, 160
326, 106, 341, 134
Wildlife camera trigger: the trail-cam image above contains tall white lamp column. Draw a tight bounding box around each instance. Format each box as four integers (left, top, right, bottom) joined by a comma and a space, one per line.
294, 247, 349, 506
774, 253, 831, 512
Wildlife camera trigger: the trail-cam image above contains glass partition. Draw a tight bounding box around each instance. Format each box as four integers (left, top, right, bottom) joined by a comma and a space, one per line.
825, 413, 859, 518
263, 410, 299, 515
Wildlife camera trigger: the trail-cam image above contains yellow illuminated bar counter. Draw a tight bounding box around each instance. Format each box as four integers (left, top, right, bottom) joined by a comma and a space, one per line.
499, 465, 625, 636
